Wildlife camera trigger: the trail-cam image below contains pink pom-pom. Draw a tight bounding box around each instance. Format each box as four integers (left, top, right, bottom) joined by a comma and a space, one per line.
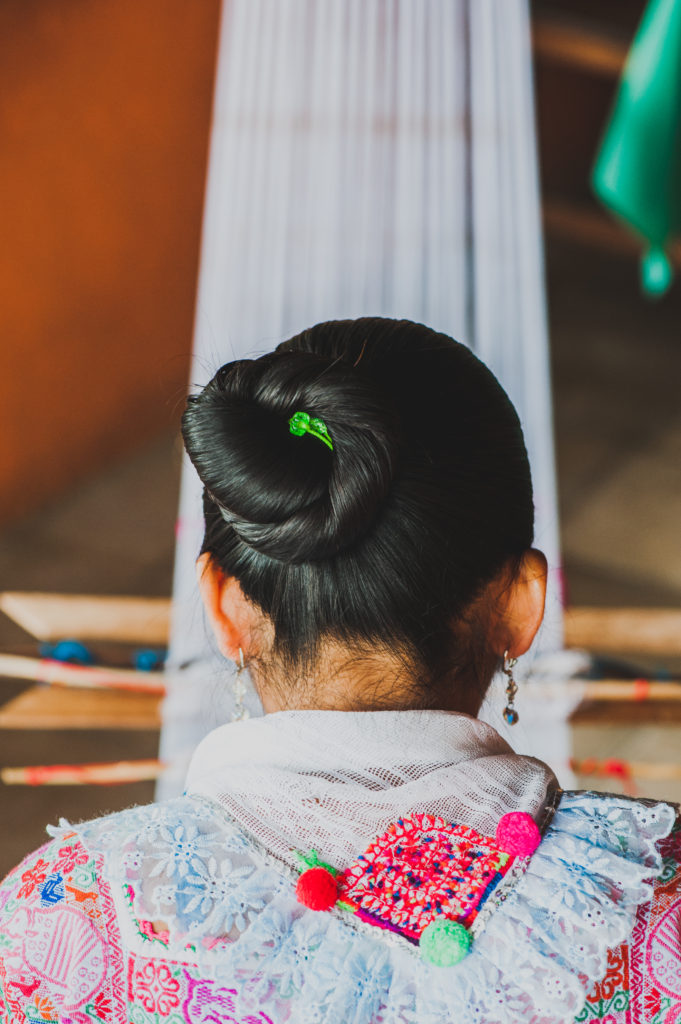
295, 867, 338, 911
496, 811, 541, 858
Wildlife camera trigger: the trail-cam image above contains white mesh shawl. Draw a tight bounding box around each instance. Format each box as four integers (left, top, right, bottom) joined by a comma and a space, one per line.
184, 709, 558, 869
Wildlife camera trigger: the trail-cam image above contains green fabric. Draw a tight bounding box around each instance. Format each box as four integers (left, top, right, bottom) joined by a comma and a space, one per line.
592, 0, 681, 295
294, 848, 340, 876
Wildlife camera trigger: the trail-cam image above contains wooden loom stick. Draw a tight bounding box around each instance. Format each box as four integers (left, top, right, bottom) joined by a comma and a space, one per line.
4, 756, 681, 787
525, 679, 681, 701
1, 760, 166, 786
0, 685, 161, 730
570, 759, 681, 783
0, 653, 166, 693
564, 606, 681, 656
0, 592, 170, 645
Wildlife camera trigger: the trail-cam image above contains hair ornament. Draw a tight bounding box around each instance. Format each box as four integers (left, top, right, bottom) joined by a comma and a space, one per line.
288, 410, 334, 451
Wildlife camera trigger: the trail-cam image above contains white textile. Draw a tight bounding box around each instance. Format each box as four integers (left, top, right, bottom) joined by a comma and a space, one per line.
58, 708, 677, 1024
185, 709, 558, 869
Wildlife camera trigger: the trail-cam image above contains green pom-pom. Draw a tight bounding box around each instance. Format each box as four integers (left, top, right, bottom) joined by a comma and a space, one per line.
420, 919, 472, 967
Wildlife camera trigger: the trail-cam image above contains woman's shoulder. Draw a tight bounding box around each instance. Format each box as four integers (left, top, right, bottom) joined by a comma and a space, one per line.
0, 825, 122, 1024
0, 795, 280, 1024
2, 789, 679, 1024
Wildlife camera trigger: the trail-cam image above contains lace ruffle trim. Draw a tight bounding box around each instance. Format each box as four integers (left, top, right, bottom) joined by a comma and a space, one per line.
48, 789, 677, 1024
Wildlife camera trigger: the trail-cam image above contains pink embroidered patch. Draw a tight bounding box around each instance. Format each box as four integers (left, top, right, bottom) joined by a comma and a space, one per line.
338, 813, 516, 942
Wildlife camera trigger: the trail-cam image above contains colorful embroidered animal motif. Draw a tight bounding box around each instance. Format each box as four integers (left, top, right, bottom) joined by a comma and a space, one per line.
295, 811, 541, 966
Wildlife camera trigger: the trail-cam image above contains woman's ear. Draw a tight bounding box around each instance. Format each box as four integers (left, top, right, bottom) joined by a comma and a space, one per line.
493, 548, 548, 659
195, 552, 253, 662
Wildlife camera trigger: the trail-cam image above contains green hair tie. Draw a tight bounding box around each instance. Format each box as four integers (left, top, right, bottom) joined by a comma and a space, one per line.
288, 410, 334, 451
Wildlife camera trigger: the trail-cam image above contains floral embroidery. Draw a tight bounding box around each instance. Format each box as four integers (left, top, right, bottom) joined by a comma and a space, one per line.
178, 858, 263, 934
128, 959, 181, 1015
90, 990, 111, 1019
54, 845, 89, 875
0, 837, 128, 1024
17, 859, 50, 900
33, 993, 58, 1021
148, 823, 221, 881
182, 973, 274, 1024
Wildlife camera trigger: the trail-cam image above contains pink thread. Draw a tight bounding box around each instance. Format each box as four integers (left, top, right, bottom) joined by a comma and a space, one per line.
633, 678, 650, 701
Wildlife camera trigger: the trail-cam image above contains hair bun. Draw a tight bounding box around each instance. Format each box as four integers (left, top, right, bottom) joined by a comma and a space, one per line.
182, 351, 399, 563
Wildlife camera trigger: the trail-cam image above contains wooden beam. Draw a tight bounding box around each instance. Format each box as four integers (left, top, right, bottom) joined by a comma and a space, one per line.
565, 607, 681, 657
571, 699, 681, 725
0, 592, 170, 645
0, 684, 161, 730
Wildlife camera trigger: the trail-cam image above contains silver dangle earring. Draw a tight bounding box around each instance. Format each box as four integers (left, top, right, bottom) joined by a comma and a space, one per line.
502, 651, 519, 725
232, 646, 250, 722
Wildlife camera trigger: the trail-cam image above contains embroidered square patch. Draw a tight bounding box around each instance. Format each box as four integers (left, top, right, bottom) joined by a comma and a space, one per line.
338, 813, 513, 940
295, 810, 541, 966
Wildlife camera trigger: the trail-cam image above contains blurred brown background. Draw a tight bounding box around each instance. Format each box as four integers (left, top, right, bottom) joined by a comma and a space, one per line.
0, 0, 221, 525
1, 0, 681, 875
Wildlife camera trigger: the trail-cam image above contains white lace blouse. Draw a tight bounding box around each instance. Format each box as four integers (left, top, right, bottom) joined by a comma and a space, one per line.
1, 710, 679, 1024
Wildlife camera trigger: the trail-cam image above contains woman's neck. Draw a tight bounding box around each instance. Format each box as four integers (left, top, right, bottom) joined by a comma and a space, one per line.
251, 640, 485, 717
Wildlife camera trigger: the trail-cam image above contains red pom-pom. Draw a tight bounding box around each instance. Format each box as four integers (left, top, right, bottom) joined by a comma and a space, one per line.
295, 866, 338, 911
496, 811, 541, 858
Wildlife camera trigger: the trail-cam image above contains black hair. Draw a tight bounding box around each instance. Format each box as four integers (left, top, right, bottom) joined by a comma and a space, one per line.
182, 318, 533, 707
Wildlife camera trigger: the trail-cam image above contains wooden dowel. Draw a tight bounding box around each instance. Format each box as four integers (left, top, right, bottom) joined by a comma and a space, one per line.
2, 759, 166, 785
0, 592, 170, 645
526, 679, 681, 701
0, 653, 166, 694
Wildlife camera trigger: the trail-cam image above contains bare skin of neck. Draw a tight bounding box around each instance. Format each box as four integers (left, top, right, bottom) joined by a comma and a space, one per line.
250, 639, 486, 717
